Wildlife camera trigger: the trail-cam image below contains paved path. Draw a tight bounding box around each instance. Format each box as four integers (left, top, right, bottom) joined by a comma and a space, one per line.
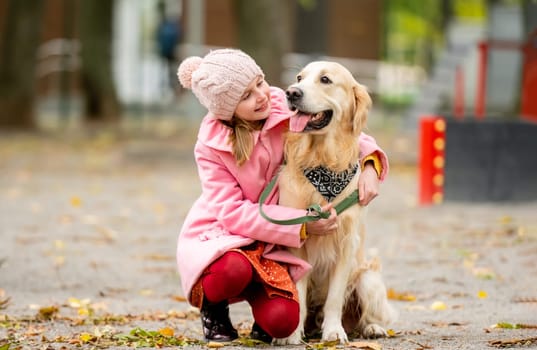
1, 132, 536, 349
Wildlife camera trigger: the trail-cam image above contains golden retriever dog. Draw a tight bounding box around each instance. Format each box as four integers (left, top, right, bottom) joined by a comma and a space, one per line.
275, 61, 395, 344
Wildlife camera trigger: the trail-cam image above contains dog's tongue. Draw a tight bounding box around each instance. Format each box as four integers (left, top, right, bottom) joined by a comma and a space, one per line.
289, 111, 311, 132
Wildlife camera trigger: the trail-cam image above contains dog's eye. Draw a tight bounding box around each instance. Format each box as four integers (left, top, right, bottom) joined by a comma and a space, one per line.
296, 75, 302, 82
320, 76, 332, 84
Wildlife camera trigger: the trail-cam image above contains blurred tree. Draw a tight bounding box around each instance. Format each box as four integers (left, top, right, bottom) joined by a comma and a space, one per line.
383, 0, 446, 70
0, 0, 44, 129
236, 0, 292, 88
78, 0, 120, 124
522, 0, 537, 36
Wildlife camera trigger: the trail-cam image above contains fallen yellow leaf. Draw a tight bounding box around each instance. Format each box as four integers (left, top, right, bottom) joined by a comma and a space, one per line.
498, 215, 513, 224
67, 297, 91, 308
171, 295, 187, 302
387, 288, 416, 302
139, 289, 154, 296
67, 297, 82, 308
38, 306, 59, 319
430, 301, 447, 310
207, 341, 225, 348
477, 290, 488, 299
80, 332, 93, 343
70, 196, 82, 207
492, 322, 518, 329
158, 327, 174, 337
347, 340, 382, 349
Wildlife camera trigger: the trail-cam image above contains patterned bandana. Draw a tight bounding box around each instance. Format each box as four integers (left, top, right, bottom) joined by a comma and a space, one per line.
303, 164, 360, 202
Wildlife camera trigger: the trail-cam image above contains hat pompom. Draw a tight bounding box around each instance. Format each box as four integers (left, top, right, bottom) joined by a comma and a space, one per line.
177, 56, 203, 89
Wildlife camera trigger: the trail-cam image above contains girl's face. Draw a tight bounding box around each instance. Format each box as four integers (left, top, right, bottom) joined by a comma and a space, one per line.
234, 76, 271, 121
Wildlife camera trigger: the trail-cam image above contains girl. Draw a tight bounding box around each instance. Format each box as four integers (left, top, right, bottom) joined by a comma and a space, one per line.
176, 49, 388, 343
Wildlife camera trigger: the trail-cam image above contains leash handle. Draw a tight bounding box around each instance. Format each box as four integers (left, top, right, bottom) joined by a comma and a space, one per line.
259, 174, 327, 225
259, 174, 358, 225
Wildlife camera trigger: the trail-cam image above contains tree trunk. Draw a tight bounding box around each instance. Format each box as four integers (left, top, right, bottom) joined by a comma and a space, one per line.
78, 0, 121, 124
522, 0, 537, 37
0, 0, 44, 129
235, 0, 292, 88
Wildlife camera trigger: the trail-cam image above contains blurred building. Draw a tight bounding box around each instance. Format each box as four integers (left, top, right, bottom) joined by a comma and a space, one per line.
1, 0, 535, 120
196, 0, 382, 60
8, 0, 182, 107
113, 0, 182, 105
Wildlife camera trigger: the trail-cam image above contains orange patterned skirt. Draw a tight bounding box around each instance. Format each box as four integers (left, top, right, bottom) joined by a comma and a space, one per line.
190, 242, 299, 309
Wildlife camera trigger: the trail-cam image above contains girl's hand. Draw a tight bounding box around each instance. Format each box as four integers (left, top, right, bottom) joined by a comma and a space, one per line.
358, 162, 380, 206
305, 203, 337, 235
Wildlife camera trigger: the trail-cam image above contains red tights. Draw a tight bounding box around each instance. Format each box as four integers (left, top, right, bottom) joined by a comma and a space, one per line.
201, 251, 299, 338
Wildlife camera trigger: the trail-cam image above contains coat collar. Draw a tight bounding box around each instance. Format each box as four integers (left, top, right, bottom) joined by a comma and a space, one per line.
197, 115, 233, 152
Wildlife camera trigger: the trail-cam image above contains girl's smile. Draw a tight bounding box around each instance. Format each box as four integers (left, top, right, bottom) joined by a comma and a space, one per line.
255, 101, 269, 112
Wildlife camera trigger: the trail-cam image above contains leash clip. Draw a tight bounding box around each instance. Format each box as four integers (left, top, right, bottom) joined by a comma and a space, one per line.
306, 204, 330, 219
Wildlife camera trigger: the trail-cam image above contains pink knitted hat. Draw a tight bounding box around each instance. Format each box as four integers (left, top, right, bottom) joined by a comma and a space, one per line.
177, 49, 264, 120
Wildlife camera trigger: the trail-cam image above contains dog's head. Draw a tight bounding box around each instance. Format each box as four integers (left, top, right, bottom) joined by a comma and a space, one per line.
286, 61, 371, 136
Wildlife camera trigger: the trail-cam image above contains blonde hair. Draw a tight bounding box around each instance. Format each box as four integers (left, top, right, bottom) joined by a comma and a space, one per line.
223, 118, 265, 166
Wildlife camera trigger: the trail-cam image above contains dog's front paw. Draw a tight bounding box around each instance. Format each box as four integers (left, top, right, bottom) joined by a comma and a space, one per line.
362, 324, 388, 338
322, 323, 348, 343
273, 329, 303, 345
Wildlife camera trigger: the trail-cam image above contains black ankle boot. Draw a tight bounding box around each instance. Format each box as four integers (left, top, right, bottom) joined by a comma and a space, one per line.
200, 300, 238, 342
250, 322, 272, 343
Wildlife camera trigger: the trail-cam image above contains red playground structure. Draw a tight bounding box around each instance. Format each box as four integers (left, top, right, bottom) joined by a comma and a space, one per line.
419, 30, 537, 205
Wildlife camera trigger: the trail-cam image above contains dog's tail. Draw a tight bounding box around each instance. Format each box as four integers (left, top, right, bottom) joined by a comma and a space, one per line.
343, 264, 397, 337
357, 269, 397, 326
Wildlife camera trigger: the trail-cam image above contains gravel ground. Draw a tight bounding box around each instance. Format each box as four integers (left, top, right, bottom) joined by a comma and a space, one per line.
1, 130, 536, 350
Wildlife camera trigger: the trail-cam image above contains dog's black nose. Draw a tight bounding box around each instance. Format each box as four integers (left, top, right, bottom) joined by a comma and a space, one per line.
286, 87, 303, 102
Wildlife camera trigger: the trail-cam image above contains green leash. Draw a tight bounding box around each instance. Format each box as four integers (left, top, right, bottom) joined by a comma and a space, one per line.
259, 173, 359, 225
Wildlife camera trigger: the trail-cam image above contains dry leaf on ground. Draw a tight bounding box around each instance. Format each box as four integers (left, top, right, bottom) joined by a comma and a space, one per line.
347, 340, 382, 349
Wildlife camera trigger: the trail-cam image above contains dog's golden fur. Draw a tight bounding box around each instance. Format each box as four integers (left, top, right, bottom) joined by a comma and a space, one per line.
275, 61, 394, 344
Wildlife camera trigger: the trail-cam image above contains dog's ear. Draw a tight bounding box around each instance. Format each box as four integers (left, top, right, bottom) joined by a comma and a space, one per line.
352, 84, 371, 134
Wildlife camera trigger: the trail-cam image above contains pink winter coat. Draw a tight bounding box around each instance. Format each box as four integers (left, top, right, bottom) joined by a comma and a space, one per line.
177, 87, 389, 302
